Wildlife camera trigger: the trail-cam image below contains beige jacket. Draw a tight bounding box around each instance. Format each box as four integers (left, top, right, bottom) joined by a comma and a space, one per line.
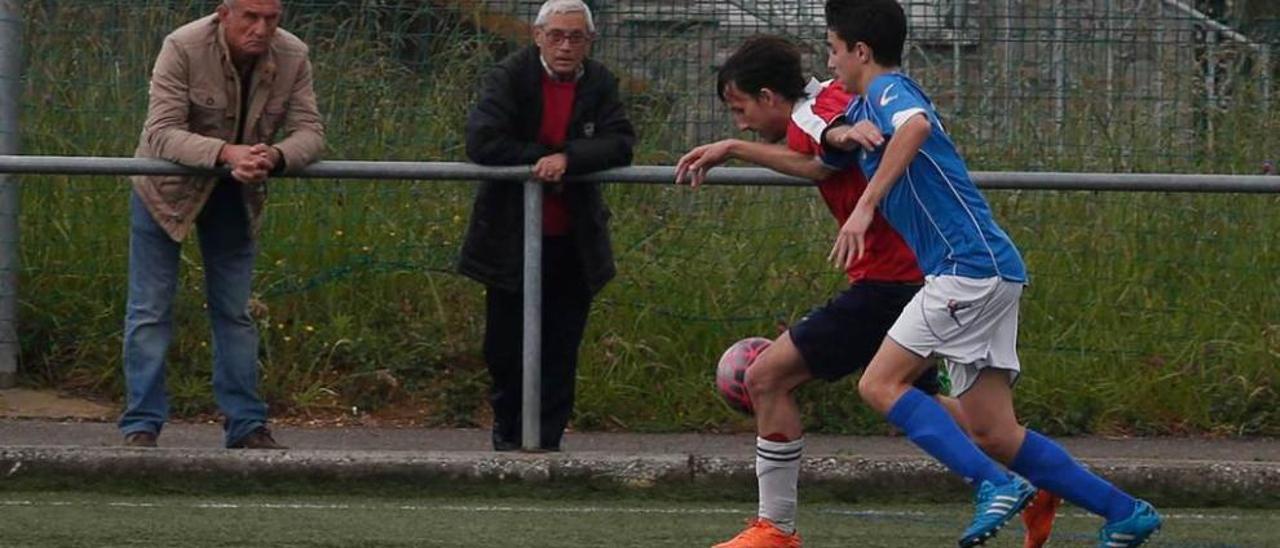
132, 13, 325, 242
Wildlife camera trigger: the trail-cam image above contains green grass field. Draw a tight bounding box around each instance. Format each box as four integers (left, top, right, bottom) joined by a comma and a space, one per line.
0, 491, 1275, 547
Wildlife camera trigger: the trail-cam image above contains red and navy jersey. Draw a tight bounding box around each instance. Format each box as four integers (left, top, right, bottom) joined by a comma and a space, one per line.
786, 79, 923, 284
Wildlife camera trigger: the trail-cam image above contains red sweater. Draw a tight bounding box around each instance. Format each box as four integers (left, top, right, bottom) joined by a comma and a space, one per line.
538, 75, 576, 236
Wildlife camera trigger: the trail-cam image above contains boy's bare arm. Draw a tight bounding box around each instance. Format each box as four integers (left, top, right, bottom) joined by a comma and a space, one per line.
675, 139, 833, 187
829, 114, 931, 269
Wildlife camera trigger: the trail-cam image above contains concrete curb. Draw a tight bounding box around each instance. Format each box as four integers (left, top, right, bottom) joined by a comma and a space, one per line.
2, 447, 1277, 507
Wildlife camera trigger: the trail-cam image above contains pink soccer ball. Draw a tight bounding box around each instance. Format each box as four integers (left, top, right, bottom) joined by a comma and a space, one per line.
715, 337, 772, 415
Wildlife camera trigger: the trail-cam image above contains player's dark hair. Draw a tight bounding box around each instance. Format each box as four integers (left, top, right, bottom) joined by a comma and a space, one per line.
824, 0, 906, 67
717, 35, 807, 103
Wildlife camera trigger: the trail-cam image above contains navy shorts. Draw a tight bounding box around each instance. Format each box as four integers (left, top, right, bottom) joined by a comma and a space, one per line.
789, 282, 942, 395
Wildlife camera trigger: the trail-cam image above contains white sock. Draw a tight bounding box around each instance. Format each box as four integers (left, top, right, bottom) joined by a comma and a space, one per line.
756, 436, 804, 534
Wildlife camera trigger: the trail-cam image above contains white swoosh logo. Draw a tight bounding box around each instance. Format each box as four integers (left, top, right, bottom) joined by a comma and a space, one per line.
879, 83, 899, 107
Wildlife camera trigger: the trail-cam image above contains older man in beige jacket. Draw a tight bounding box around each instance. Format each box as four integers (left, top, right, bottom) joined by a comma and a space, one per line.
121, 0, 323, 449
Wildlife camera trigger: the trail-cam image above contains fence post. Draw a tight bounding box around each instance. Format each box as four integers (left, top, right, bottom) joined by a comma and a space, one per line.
952, 0, 964, 115
1154, 0, 1165, 145
1205, 30, 1217, 153
0, 0, 23, 389
1261, 47, 1271, 106
521, 179, 543, 451
1053, 0, 1066, 155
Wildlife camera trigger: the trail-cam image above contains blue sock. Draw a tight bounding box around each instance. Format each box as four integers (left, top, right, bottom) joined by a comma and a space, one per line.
886, 388, 1009, 486
1010, 430, 1136, 523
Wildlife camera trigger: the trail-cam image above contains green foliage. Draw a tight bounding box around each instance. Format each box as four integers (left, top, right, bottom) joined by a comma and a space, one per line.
14, 1, 1280, 436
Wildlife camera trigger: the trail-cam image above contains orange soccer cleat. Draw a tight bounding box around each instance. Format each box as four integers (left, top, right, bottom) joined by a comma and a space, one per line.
1022, 489, 1063, 548
712, 517, 802, 548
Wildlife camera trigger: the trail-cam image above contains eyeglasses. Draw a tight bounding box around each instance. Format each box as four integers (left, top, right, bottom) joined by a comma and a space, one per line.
543, 30, 591, 46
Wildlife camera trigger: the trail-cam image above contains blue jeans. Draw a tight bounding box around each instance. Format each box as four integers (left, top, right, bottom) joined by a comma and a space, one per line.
119, 181, 266, 447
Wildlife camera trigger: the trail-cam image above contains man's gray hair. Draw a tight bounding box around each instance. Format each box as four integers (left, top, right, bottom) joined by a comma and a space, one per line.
223, 0, 283, 8
534, 0, 596, 33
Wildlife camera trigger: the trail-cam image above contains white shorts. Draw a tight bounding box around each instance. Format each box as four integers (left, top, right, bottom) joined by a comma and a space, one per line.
886, 275, 1022, 396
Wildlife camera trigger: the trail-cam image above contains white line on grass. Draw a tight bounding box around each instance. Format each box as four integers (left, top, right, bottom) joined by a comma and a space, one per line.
0, 500, 1268, 522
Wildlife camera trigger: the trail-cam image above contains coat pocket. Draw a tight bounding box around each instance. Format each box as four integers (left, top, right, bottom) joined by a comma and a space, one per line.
155, 175, 197, 206
189, 87, 228, 134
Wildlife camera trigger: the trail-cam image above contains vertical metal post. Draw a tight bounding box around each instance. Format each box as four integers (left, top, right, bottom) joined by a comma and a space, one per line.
1261, 48, 1271, 106
521, 179, 543, 451
952, 0, 963, 115
1154, 1, 1165, 144
1003, 0, 1013, 146
1053, 0, 1066, 155
0, 0, 23, 389
1205, 30, 1217, 153
1104, 0, 1115, 143
900, 2, 909, 75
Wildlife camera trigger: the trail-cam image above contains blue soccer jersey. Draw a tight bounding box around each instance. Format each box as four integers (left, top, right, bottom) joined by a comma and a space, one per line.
823, 73, 1026, 282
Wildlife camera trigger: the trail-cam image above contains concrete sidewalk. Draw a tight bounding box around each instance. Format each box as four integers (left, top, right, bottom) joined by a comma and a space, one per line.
2, 419, 1278, 507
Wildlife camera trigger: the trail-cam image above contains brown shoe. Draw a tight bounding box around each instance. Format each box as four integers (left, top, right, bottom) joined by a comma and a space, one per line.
228, 427, 286, 450
123, 431, 158, 447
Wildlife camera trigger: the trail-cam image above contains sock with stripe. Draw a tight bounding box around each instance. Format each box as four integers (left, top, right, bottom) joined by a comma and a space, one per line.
756, 436, 803, 533
1009, 430, 1136, 523
886, 388, 1010, 486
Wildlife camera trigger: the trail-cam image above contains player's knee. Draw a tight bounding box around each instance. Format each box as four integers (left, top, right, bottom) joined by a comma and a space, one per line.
969, 423, 1016, 456
857, 373, 893, 412
745, 362, 782, 399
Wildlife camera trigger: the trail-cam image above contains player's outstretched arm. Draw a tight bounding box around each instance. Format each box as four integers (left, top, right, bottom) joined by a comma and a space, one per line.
733, 141, 834, 181
829, 114, 930, 269
676, 140, 832, 188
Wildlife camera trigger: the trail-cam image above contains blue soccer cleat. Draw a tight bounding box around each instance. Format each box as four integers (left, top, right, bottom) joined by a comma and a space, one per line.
1098, 499, 1162, 547
958, 475, 1036, 547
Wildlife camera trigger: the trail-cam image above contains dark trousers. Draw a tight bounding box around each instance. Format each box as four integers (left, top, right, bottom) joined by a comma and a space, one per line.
484, 237, 593, 450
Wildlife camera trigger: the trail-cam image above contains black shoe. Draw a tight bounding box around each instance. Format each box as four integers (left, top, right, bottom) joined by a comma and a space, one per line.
495, 441, 561, 452
228, 427, 286, 450
492, 421, 519, 451
492, 436, 562, 451
540, 426, 564, 452
492, 431, 520, 451
493, 437, 521, 451
491, 422, 562, 452
123, 431, 158, 447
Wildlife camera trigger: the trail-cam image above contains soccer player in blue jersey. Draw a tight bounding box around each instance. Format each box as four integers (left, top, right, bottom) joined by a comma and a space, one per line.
818, 1, 1163, 546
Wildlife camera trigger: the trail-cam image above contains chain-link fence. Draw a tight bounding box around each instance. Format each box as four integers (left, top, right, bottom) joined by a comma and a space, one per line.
580, 0, 1278, 172
12, 0, 1280, 434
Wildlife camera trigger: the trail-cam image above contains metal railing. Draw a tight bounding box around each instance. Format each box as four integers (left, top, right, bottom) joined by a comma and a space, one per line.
1, 155, 1278, 448
5, 156, 1280, 191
